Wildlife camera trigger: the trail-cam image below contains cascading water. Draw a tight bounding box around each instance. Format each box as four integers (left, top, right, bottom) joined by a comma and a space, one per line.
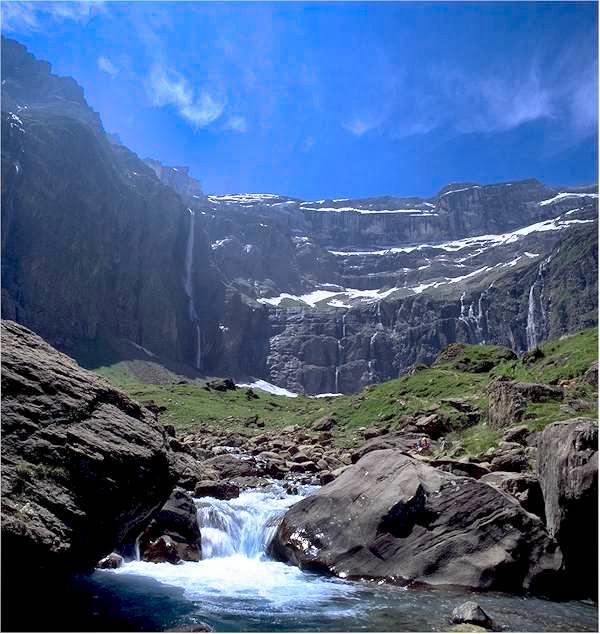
98, 482, 598, 632
197, 486, 301, 559
457, 285, 491, 343
526, 283, 538, 350
184, 208, 202, 368
526, 257, 551, 351
109, 483, 363, 629
334, 313, 348, 394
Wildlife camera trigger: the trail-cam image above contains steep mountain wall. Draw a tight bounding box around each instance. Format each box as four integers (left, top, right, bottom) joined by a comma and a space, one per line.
1, 37, 597, 393
0, 37, 224, 367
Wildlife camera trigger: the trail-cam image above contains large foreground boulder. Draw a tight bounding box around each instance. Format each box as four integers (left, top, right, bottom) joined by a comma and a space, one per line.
1, 320, 176, 574
271, 449, 562, 594
537, 418, 598, 597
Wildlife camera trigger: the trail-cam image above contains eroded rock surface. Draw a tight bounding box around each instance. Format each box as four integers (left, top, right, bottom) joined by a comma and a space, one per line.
271, 449, 562, 594
487, 380, 563, 430
537, 418, 598, 596
1, 320, 175, 573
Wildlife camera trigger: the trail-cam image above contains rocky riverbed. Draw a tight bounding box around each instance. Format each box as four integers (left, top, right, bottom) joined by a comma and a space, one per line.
1, 319, 598, 631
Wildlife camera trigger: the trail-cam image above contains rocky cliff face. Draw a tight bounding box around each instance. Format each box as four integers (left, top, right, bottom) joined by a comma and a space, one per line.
1, 36, 226, 370
202, 199, 597, 393
1, 37, 597, 394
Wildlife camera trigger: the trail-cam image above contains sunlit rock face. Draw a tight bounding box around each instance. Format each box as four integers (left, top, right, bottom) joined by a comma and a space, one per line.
197, 187, 597, 393
271, 449, 563, 594
1, 36, 597, 393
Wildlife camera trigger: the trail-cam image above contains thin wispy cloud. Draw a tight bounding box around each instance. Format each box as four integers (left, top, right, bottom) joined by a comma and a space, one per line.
224, 116, 247, 133
302, 136, 316, 152
341, 49, 597, 146
98, 55, 118, 78
148, 64, 225, 129
448, 67, 556, 134
1, 1, 105, 32
342, 117, 380, 137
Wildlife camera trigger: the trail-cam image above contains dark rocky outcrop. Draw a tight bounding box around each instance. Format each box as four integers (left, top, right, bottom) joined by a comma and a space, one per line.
487, 380, 563, 430
0, 36, 229, 374
481, 471, 545, 519
194, 480, 240, 500
139, 487, 202, 563
537, 418, 598, 597
435, 343, 517, 373
1, 320, 176, 574
271, 449, 562, 594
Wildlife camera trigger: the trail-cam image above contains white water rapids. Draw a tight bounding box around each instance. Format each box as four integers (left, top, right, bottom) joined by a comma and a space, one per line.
98, 483, 598, 631
111, 484, 359, 623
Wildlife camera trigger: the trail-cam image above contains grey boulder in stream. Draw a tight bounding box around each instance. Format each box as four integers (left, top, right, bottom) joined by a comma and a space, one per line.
271, 449, 562, 594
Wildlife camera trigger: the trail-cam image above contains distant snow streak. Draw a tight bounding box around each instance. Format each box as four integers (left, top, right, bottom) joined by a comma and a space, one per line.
328, 214, 595, 257
537, 192, 598, 206
236, 379, 298, 397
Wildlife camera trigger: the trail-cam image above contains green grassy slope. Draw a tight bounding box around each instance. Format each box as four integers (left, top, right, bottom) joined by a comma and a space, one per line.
98, 328, 598, 456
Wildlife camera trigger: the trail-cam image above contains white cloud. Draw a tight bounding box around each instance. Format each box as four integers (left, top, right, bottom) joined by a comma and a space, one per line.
224, 116, 248, 133
302, 136, 316, 151
1, 1, 105, 32
458, 70, 555, 133
97, 55, 118, 78
341, 116, 381, 137
341, 49, 596, 143
567, 66, 598, 138
147, 64, 225, 129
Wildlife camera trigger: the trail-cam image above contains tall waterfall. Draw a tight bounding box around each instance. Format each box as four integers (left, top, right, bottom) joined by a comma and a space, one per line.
525, 257, 551, 351
184, 209, 202, 368
526, 283, 538, 350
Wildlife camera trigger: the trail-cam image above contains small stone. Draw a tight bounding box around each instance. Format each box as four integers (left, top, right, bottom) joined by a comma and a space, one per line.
96, 552, 123, 569
194, 480, 240, 500
311, 416, 335, 432
502, 425, 530, 445
451, 601, 494, 630
319, 471, 335, 485
142, 535, 181, 565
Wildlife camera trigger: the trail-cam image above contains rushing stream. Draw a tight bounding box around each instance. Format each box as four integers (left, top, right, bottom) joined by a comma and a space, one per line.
86, 483, 598, 632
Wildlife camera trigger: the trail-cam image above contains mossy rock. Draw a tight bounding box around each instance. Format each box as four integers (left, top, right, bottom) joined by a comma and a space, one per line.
435, 343, 517, 373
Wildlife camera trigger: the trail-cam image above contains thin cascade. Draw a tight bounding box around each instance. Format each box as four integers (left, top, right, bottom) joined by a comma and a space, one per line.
526, 283, 538, 350
184, 208, 202, 368
526, 257, 551, 351
458, 287, 489, 343
458, 292, 469, 324
333, 312, 348, 394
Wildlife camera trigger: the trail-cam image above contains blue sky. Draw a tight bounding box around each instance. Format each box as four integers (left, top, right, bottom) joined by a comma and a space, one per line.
2, 1, 598, 199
